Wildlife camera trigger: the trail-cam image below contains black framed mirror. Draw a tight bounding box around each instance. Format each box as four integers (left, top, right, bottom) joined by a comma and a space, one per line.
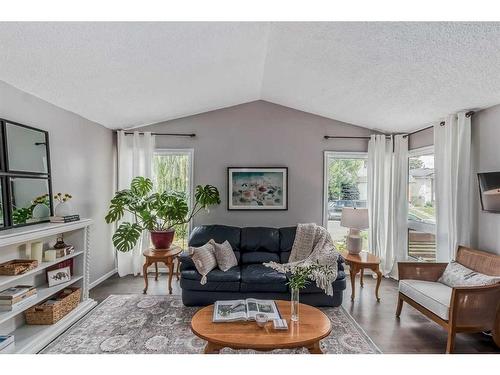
0, 119, 53, 229
5, 122, 49, 174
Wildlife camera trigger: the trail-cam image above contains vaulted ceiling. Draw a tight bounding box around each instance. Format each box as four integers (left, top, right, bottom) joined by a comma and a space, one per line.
1, 22, 500, 132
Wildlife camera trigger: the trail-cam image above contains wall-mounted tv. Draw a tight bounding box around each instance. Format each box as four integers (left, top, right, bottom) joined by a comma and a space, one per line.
478, 172, 500, 213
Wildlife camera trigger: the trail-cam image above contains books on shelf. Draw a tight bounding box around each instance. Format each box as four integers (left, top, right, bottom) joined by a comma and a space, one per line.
50, 215, 80, 223
212, 299, 281, 323
0, 335, 15, 353
0, 285, 37, 311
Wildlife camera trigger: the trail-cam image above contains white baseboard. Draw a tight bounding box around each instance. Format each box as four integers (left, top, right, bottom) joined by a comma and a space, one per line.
90, 268, 118, 289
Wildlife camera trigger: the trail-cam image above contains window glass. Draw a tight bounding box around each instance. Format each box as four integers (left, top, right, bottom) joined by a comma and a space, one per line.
408, 149, 436, 261
152, 150, 192, 248
325, 154, 368, 252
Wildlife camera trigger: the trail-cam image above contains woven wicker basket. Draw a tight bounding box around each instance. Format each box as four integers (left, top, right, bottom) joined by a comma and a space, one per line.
0, 259, 38, 276
25, 287, 81, 325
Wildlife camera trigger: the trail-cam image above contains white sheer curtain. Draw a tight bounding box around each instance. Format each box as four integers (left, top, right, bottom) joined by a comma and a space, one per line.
434, 112, 471, 262
368, 134, 408, 276
116, 131, 155, 277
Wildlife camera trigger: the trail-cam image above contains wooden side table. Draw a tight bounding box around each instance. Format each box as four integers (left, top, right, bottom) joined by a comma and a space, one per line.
343, 251, 382, 302
143, 246, 183, 294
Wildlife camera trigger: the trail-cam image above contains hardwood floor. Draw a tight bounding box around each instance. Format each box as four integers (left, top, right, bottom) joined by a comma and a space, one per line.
90, 272, 499, 354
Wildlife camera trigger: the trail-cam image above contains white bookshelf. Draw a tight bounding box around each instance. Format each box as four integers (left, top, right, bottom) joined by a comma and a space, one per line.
0, 219, 97, 354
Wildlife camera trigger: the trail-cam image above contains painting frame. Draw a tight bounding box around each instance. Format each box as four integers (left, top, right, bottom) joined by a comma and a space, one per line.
47, 266, 72, 287
227, 167, 288, 211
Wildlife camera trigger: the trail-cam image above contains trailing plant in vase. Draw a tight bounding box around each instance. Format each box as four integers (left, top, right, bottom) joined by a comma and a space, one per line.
105, 176, 220, 252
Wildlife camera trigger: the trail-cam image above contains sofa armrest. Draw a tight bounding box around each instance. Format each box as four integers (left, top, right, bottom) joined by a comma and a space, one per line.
450, 284, 500, 330
398, 262, 448, 281
179, 252, 196, 271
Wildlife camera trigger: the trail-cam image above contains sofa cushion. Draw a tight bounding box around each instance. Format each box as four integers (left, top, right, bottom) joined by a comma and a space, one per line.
189, 225, 241, 251
399, 279, 452, 320
182, 266, 241, 282
240, 252, 280, 264
240, 227, 280, 264
180, 267, 240, 292
240, 264, 288, 292
279, 226, 296, 263
438, 261, 500, 287
300, 271, 346, 294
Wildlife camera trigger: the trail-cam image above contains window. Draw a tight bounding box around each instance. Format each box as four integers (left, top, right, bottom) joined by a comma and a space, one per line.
152, 149, 193, 248
324, 152, 368, 252
408, 146, 436, 261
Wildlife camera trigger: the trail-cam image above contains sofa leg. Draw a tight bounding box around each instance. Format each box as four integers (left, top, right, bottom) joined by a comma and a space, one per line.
446, 330, 455, 354
396, 294, 403, 317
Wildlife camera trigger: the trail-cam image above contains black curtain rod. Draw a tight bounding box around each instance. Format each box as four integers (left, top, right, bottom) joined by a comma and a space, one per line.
121, 131, 196, 137
323, 135, 395, 140
325, 111, 476, 140
438, 110, 475, 126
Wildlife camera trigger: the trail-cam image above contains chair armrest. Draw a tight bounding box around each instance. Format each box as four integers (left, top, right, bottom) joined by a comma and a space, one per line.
450, 284, 500, 330
179, 252, 196, 271
398, 262, 448, 281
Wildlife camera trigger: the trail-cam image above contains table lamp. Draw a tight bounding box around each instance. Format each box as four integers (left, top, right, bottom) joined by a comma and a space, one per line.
340, 207, 369, 255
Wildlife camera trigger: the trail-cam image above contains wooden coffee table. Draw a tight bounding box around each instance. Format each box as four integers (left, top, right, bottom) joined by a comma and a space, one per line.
142, 246, 183, 294
191, 300, 332, 354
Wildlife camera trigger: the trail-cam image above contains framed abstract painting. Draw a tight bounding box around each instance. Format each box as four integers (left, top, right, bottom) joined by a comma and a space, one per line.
227, 167, 288, 210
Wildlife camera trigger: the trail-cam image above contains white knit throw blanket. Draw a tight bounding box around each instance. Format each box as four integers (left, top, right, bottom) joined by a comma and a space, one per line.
264, 223, 340, 296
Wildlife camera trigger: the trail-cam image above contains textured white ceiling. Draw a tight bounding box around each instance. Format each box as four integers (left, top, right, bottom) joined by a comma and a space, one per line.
0, 22, 270, 128
1, 22, 500, 132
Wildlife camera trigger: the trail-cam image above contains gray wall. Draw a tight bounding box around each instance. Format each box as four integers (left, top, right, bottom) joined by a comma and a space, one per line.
0, 81, 116, 282
471, 104, 500, 255
409, 126, 434, 150
137, 100, 373, 228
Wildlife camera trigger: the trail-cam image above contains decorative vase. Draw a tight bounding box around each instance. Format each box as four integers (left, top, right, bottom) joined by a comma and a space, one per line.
291, 287, 300, 322
32, 203, 50, 220
150, 229, 175, 250
55, 201, 73, 217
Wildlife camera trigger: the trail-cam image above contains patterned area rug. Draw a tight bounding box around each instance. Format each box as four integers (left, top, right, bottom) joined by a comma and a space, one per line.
41, 295, 381, 354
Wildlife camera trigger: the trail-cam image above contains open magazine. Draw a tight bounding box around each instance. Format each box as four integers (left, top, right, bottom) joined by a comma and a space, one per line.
212, 299, 282, 322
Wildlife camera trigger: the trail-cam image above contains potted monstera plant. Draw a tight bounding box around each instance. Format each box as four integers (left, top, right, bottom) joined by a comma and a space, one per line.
105, 176, 220, 252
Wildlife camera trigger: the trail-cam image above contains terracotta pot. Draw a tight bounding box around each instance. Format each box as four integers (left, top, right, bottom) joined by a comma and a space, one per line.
150, 229, 175, 250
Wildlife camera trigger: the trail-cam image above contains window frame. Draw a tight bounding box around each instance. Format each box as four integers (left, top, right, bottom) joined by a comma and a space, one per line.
323, 151, 368, 228
407, 145, 436, 261
153, 148, 194, 235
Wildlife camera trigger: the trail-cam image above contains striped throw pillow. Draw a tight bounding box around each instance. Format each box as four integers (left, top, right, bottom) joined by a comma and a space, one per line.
189, 242, 217, 285
210, 239, 238, 272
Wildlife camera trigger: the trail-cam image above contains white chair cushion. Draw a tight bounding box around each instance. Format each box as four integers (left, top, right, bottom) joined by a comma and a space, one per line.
399, 279, 452, 320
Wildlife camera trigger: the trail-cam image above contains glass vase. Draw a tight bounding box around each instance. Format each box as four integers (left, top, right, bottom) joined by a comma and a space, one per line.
291, 287, 300, 322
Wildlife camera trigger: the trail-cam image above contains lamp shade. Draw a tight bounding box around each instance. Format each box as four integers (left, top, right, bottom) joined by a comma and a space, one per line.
340, 207, 368, 230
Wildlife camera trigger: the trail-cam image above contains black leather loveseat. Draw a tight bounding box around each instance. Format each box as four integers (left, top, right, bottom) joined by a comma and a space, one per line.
179, 225, 346, 307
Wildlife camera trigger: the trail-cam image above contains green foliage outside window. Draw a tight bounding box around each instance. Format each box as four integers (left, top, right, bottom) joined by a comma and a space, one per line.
152, 153, 191, 248
328, 159, 364, 201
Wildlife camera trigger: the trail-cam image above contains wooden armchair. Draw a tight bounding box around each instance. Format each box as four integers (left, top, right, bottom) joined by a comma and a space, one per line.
396, 246, 500, 353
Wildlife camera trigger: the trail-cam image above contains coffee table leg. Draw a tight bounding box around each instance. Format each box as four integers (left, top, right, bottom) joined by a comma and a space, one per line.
360, 269, 364, 288
204, 341, 222, 354
154, 262, 159, 281
307, 341, 323, 354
